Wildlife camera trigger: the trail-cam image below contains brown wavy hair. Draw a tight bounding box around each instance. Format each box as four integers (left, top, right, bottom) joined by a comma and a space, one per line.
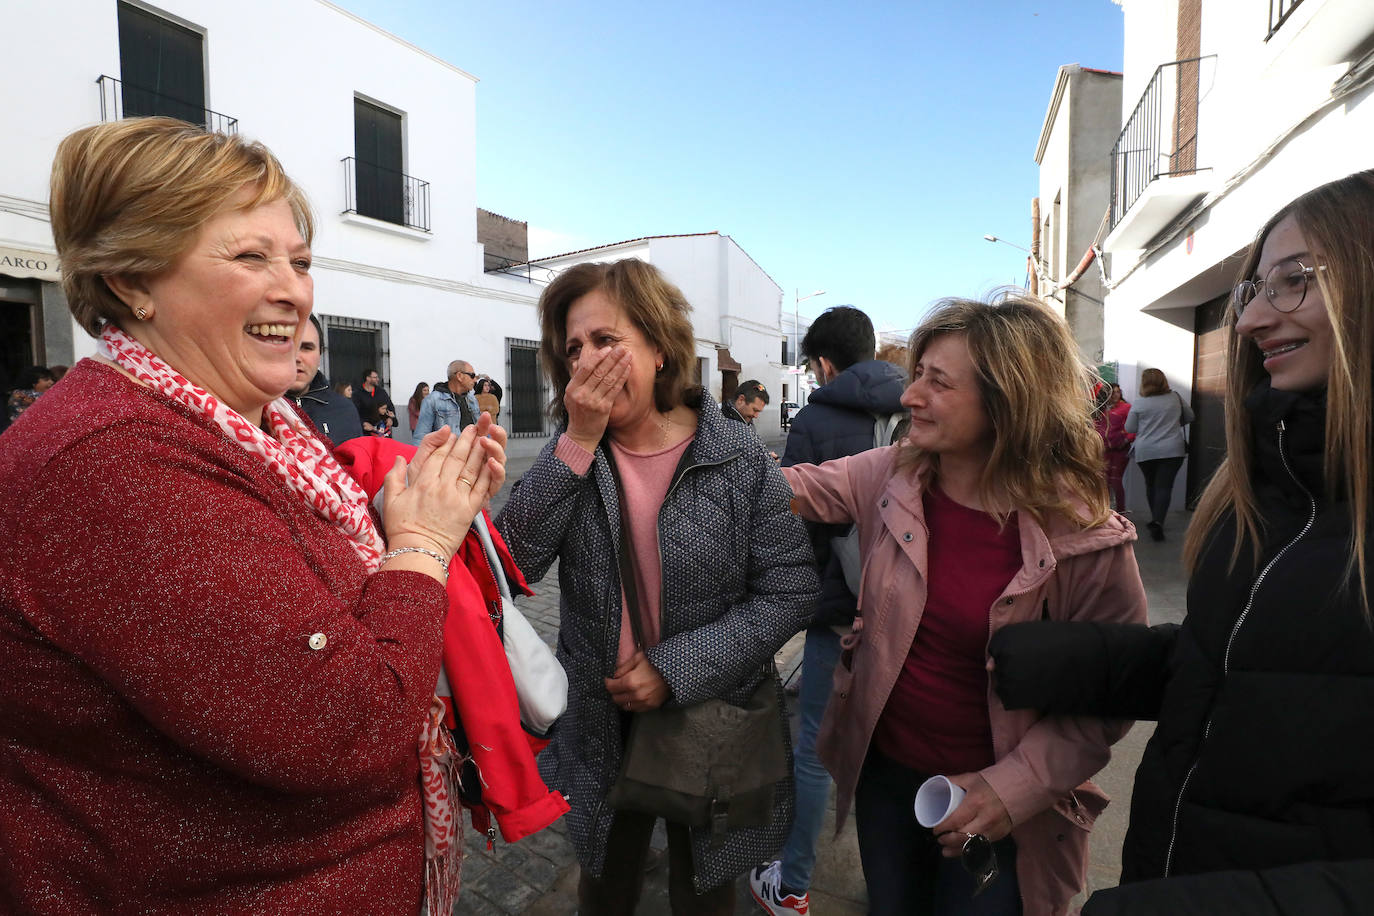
895, 291, 1109, 529
537, 260, 700, 425
50, 117, 313, 337
1183, 169, 1374, 616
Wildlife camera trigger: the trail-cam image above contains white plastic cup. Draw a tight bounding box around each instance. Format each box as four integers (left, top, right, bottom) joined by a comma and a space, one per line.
914, 775, 966, 827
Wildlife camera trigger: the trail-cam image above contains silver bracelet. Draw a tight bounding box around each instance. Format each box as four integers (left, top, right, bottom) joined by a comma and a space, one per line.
379, 546, 450, 577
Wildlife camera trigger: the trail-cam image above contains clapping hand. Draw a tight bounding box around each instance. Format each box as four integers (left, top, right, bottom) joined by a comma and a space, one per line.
382, 421, 505, 558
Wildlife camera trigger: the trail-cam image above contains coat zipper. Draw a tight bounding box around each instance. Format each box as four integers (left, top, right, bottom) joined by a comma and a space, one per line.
1162, 419, 1317, 876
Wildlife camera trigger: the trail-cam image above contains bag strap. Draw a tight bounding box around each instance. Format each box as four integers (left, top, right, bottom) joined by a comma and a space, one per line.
605, 452, 649, 652
872, 411, 904, 450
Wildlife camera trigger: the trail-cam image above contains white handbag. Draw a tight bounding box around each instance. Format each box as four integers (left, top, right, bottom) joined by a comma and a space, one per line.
471, 515, 568, 736
376, 487, 568, 736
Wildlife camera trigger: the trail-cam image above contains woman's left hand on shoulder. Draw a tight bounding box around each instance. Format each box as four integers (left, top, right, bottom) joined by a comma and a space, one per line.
934, 773, 1014, 856
605, 650, 669, 712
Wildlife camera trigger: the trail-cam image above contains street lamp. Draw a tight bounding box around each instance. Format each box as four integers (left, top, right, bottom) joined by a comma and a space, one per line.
984, 235, 1035, 289
983, 234, 1029, 252
794, 288, 826, 364
794, 289, 826, 401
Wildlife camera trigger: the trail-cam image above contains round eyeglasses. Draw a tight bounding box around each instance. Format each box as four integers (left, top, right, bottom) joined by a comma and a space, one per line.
1231, 257, 1325, 319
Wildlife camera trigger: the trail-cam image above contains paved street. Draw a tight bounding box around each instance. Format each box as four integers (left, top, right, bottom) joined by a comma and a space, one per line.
460, 435, 1192, 915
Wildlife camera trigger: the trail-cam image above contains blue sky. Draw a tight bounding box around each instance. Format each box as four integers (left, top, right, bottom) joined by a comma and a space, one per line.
337, 0, 1123, 336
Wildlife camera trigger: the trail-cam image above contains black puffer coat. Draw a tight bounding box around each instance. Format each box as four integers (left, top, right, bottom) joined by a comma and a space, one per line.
288, 370, 364, 445
991, 381, 1374, 913
496, 395, 818, 892
781, 359, 906, 627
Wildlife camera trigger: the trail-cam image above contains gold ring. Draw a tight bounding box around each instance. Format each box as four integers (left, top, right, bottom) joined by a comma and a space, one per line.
457, 477, 475, 488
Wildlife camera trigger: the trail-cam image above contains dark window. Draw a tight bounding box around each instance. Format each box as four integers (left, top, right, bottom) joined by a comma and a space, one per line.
354, 99, 405, 225
117, 2, 205, 126
506, 338, 549, 437
320, 315, 389, 394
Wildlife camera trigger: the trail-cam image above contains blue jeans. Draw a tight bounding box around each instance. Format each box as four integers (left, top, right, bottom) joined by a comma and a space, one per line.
779, 626, 841, 892
855, 750, 1022, 916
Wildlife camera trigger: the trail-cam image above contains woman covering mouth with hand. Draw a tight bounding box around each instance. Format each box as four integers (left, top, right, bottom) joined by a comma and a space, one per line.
0, 118, 503, 914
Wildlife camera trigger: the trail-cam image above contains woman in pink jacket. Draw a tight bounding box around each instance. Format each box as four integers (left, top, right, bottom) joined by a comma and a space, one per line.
783, 294, 1148, 916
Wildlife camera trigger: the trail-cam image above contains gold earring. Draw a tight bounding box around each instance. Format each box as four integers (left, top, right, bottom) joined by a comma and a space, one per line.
135, 307, 148, 320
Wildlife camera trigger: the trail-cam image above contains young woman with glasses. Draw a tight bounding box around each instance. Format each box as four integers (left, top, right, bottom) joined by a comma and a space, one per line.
990, 169, 1374, 914
783, 292, 1148, 916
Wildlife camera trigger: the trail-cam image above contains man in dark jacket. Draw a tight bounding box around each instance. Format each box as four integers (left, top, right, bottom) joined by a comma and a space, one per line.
352, 367, 396, 436
723, 380, 770, 425
750, 306, 907, 915
287, 315, 364, 445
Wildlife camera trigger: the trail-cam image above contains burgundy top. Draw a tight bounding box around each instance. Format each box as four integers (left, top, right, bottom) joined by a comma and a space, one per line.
872, 485, 1021, 775
0, 360, 447, 913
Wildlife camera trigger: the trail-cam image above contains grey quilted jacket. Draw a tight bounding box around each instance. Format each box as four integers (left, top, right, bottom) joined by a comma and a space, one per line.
496, 395, 818, 892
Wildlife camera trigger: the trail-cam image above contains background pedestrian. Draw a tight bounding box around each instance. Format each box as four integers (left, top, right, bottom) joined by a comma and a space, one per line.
1124, 368, 1192, 540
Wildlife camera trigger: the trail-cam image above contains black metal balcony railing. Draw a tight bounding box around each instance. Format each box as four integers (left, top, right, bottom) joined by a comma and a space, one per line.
342, 157, 430, 232
1268, 0, 1305, 40
96, 75, 238, 135
1108, 56, 1216, 231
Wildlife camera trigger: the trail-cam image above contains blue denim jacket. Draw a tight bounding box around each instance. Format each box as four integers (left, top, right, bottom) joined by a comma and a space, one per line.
415, 384, 476, 437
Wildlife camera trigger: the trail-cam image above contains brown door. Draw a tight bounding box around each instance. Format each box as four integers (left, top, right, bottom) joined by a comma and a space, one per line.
1188, 293, 1228, 506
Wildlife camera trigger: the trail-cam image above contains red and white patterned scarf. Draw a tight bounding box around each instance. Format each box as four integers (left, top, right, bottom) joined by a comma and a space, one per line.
100, 325, 462, 910
98, 325, 384, 570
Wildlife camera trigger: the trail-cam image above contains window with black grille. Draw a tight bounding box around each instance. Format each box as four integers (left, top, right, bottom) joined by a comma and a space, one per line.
320, 315, 390, 395
506, 339, 549, 438
353, 99, 405, 226
117, 2, 205, 126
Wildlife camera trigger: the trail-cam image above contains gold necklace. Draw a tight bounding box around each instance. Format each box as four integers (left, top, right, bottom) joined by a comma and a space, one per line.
659, 412, 672, 449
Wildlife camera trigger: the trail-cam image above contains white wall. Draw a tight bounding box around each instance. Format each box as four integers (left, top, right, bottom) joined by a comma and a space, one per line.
0, 0, 541, 428
1104, 0, 1374, 514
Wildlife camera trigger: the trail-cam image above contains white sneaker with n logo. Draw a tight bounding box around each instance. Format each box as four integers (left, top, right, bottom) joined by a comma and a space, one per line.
749, 861, 810, 915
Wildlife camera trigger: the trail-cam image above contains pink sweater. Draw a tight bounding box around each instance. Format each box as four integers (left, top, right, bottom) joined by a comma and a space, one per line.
555, 433, 693, 665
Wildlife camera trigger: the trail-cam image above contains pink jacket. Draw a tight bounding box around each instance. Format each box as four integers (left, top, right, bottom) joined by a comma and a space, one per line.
784, 447, 1148, 916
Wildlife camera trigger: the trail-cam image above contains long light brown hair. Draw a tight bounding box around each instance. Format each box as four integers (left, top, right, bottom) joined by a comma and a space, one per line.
1183, 169, 1374, 615
536, 259, 700, 425
895, 292, 1109, 528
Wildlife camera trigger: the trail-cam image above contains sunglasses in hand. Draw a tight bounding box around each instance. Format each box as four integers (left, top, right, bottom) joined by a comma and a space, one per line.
959, 832, 999, 897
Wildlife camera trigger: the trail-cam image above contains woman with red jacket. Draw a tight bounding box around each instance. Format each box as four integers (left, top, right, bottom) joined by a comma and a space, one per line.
335, 435, 570, 845
0, 119, 503, 914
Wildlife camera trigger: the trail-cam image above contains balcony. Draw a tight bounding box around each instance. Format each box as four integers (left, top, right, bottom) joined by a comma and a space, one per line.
96, 75, 238, 135
1263, 0, 1374, 70
342, 157, 430, 233
1268, 0, 1305, 39
1105, 56, 1216, 251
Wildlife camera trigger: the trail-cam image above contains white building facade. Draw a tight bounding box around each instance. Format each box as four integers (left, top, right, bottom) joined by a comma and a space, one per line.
1100, 0, 1374, 505
0, 0, 544, 443
1034, 64, 1123, 367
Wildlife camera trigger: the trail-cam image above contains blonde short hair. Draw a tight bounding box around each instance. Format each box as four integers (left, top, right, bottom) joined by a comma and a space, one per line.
50, 117, 314, 337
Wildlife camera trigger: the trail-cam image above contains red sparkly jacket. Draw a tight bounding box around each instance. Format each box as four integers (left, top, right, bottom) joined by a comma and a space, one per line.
0, 361, 445, 914
335, 437, 569, 845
